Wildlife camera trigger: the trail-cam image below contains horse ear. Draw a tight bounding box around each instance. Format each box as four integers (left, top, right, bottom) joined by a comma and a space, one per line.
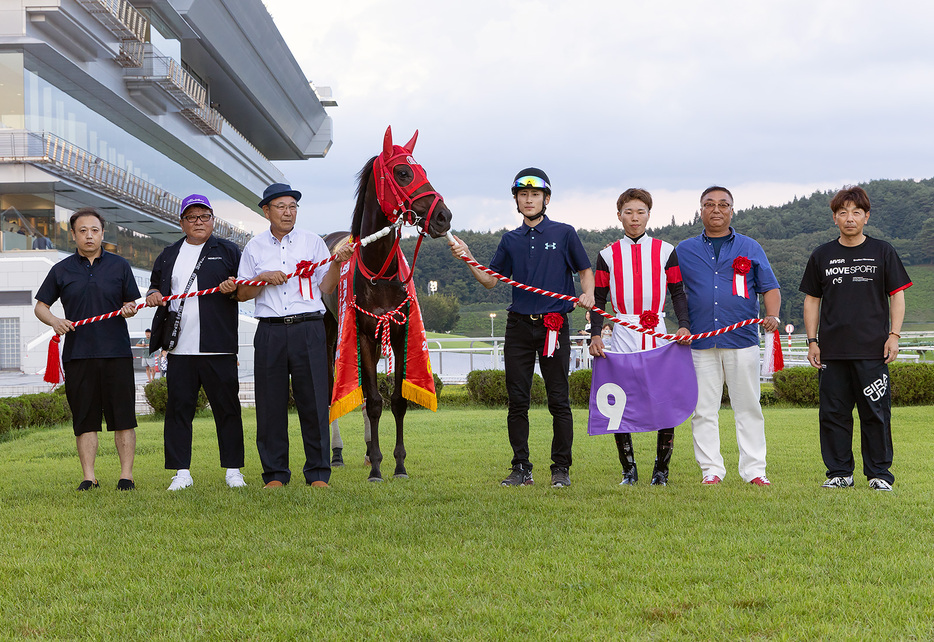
382, 126, 394, 158
403, 130, 418, 153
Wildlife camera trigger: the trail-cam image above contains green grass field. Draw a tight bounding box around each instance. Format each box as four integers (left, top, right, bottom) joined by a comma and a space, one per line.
2, 406, 933, 640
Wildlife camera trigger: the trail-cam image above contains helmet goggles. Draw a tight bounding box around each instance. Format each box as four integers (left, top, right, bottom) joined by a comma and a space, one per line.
513, 175, 551, 192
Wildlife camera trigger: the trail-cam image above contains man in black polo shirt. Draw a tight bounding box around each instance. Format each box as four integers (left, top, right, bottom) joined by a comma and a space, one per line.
146, 194, 245, 491
450, 168, 594, 488
35, 208, 141, 491
800, 186, 912, 491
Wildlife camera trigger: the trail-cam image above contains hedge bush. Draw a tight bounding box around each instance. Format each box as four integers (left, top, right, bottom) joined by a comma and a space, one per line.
772, 367, 820, 406
465, 369, 546, 406
565, 368, 783, 408
0, 402, 12, 434
772, 363, 934, 407
144, 377, 208, 415
889, 362, 934, 405
0, 390, 72, 434
568, 369, 592, 406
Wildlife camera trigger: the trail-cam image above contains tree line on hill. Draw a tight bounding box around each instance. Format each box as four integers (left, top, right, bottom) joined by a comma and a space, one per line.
407, 177, 934, 331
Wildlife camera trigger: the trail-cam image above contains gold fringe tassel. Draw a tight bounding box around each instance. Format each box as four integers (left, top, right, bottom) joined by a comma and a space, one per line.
329, 387, 363, 422
401, 379, 438, 412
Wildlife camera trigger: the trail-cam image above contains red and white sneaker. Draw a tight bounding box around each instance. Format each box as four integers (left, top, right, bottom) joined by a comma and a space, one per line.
749, 476, 771, 486
701, 475, 722, 485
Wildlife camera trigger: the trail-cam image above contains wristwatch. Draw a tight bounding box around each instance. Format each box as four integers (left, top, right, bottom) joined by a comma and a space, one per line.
807, 338, 818, 344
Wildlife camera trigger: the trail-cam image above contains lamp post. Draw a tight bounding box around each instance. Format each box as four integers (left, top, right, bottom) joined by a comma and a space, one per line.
490, 312, 496, 336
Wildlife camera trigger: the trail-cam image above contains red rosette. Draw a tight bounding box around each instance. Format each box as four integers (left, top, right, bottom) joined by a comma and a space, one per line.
544, 312, 564, 331
732, 256, 751, 275
639, 310, 659, 330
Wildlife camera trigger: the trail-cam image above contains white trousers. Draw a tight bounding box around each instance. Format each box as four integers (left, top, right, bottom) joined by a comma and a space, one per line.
690, 346, 767, 482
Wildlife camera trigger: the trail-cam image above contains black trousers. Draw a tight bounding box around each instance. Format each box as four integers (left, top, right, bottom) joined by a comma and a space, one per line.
504, 312, 573, 471
254, 318, 331, 484
819, 359, 894, 483
165, 354, 244, 470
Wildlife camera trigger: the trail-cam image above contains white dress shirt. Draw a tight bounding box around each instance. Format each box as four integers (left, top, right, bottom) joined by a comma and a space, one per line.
238, 228, 330, 317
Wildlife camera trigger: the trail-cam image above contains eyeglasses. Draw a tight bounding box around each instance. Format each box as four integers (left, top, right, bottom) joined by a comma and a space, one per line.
182, 213, 214, 223
702, 201, 732, 212
269, 203, 299, 213
514, 176, 551, 191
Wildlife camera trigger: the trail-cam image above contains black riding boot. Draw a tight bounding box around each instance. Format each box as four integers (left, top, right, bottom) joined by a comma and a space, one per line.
651, 428, 674, 486
616, 432, 637, 485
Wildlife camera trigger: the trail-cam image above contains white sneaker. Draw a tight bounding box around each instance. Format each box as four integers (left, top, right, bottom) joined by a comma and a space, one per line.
821, 476, 854, 488
167, 472, 193, 491
868, 478, 893, 491
226, 469, 247, 488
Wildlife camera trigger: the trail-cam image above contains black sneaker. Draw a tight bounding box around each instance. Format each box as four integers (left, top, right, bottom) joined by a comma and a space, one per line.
501, 465, 533, 486
77, 480, 99, 491
650, 470, 669, 486
116, 478, 136, 491
331, 448, 344, 467
551, 467, 571, 488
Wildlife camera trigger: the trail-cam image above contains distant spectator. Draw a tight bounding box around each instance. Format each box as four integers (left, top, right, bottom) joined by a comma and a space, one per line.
32, 233, 53, 249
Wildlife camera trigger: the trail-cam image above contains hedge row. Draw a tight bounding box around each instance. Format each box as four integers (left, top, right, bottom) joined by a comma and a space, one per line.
563, 362, 934, 409
143, 378, 208, 415
773, 363, 934, 406
466, 370, 546, 406
0, 386, 71, 435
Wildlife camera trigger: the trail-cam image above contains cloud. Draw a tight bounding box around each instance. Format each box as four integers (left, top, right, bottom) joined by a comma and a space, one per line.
263, 0, 934, 235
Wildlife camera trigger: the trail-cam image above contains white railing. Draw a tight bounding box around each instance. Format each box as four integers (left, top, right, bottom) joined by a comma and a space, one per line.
76, 0, 148, 43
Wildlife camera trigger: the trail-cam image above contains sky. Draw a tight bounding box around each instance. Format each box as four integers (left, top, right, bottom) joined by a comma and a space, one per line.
259, 0, 934, 237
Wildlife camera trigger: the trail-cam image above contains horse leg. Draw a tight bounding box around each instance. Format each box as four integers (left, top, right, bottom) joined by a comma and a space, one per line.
386, 323, 411, 479
363, 406, 372, 466
364, 393, 383, 481
391, 363, 408, 478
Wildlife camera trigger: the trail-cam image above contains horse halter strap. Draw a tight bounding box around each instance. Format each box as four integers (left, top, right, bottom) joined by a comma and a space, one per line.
372, 148, 444, 231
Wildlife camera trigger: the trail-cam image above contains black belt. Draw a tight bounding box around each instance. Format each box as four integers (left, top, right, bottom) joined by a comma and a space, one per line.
258, 312, 324, 325
508, 311, 565, 324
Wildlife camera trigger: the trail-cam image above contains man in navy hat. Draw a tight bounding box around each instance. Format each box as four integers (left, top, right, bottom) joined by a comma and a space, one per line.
237, 183, 352, 488
146, 194, 245, 491
449, 169, 594, 488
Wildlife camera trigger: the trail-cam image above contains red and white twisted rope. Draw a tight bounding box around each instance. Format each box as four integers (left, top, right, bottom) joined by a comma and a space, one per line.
67, 222, 408, 329
449, 235, 765, 341
352, 293, 412, 366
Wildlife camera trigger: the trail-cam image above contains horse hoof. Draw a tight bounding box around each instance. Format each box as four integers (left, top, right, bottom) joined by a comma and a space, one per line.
368, 476, 383, 483
364, 457, 371, 466
393, 473, 409, 479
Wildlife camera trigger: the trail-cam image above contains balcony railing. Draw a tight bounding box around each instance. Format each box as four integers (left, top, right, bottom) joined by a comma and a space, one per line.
76, 0, 148, 41
127, 46, 208, 110
0, 130, 251, 247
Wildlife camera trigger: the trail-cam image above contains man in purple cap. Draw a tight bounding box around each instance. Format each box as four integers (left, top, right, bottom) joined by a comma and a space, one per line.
146, 194, 245, 491
237, 183, 352, 489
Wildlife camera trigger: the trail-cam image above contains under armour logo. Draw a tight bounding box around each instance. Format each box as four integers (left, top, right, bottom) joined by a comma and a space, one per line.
863, 374, 888, 402
545, 242, 556, 250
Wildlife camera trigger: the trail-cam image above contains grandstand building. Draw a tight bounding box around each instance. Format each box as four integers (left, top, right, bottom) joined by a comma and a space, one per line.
0, 0, 333, 373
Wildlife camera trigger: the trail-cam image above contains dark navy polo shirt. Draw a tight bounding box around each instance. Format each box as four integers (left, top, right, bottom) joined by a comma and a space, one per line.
36, 250, 141, 362
489, 216, 591, 314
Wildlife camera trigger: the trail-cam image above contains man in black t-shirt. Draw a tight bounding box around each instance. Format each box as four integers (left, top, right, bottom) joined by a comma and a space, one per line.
799, 186, 912, 491
35, 208, 141, 491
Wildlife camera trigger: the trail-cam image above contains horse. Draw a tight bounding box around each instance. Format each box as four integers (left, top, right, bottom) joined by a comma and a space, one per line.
323, 127, 452, 481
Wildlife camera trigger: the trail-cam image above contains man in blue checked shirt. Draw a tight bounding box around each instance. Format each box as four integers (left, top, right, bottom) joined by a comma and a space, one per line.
677, 186, 781, 487
450, 168, 594, 489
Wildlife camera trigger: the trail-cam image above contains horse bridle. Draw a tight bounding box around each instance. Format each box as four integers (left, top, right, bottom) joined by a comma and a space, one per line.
357, 130, 444, 284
